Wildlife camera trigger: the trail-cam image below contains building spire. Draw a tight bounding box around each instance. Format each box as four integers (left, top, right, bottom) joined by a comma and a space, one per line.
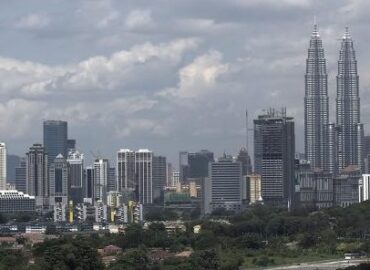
311, 21, 320, 38
343, 26, 351, 40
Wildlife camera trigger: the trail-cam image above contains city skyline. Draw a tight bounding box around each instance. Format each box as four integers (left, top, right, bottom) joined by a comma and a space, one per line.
1, 1, 370, 165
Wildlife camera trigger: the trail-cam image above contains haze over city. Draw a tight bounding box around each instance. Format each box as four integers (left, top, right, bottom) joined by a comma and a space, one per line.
1, 0, 370, 164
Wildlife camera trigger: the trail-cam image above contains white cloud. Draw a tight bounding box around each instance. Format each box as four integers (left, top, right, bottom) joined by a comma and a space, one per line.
0, 99, 46, 138
15, 13, 50, 30
161, 50, 229, 98
0, 38, 200, 96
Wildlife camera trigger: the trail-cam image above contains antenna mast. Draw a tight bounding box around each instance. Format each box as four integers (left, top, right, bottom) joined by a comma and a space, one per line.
246, 108, 249, 152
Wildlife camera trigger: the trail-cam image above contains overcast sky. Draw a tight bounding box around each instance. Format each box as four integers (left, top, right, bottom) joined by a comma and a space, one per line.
1, 0, 370, 166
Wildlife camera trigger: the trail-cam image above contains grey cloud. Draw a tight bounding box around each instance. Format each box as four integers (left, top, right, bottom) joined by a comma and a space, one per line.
1, 0, 370, 164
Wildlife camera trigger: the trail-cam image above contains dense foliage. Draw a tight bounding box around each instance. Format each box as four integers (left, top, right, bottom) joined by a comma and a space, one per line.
3, 201, 370, 269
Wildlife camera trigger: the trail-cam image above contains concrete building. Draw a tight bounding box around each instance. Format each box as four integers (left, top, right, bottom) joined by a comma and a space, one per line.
49, 154, 69, 206
0, 190, 35, 212
204, 155, 242, 214
295, 161, 333, 209
26, 144, 49, 207
0, 143, 6, 190
334, 165, 361, 207
254, 108, 295, 208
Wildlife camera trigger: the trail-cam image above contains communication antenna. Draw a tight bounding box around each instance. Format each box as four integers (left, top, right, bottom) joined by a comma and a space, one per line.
246, 108, 249, 152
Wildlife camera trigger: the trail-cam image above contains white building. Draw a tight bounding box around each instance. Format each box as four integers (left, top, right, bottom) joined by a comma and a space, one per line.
94, 159, 109, 203
359, 174, 370, 202
0, 143, 6, 190
117, 149, 135, 191
204, 155, 243, 214
116, 149, 153, 204
0, 190, 35, 212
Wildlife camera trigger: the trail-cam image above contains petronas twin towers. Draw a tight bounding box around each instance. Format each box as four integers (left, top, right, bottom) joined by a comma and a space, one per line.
304, 24, 363, 174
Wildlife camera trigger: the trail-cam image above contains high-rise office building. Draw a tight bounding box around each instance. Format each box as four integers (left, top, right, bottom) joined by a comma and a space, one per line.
327, 123, 338, 176
179, 151, 189, 182
117, 149, 135, 191
85, 166, 94, 200
166, 163, 173, 187
107, 167, 116, 192
49, 154, 69, 206
204, 155, 242, 214
6, 154, 20, 185
237, 147, 252, 176
26, 144, 49, 207
152, 156, 167, 201
67, 151, 84, 204
304, 24, 329, 171
43, 120, 68, 165
179, 150, 214, 183
67, 139, 76, 153
117, 149, 154, 205
135, 149, 153, 204
94, 159, 109, 203
0, 143, 6, 190
15, 158, 27, 193
188, 150, 214, 179
336, 28, 363, 172
254, 108, 295, 208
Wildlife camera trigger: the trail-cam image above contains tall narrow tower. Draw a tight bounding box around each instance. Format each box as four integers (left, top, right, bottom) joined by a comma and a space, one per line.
336, 27, 363, 172
304, 24, 329, 170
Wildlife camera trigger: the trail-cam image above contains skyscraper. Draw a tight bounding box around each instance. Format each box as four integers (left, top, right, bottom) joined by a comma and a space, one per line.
94, 159, 109, 203
107, 167, 116, 192
67, 151, 84, 204
15, 158, 27, 193
43, 120, 68, 165
26, 144, 49, 207
49, 154, 69, 206
136, 149, 153, 204
304, 24, 329, 171
117, 149, 136, 192
254, 108, 295, 208
0, 143, 6, 190
85, 166, 95, 200
237, 147, 253, 176
152, 156, 167, 202
336, 28, 363, 172
204, 154, 242, 214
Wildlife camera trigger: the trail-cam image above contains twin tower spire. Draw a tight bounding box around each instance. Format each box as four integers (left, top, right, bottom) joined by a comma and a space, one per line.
304, 24, 363, 175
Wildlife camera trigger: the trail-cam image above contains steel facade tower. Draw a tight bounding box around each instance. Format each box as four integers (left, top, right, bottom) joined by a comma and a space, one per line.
304, 24, 329, 171
43, 120, 68, 165
336, 28, 363, 172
